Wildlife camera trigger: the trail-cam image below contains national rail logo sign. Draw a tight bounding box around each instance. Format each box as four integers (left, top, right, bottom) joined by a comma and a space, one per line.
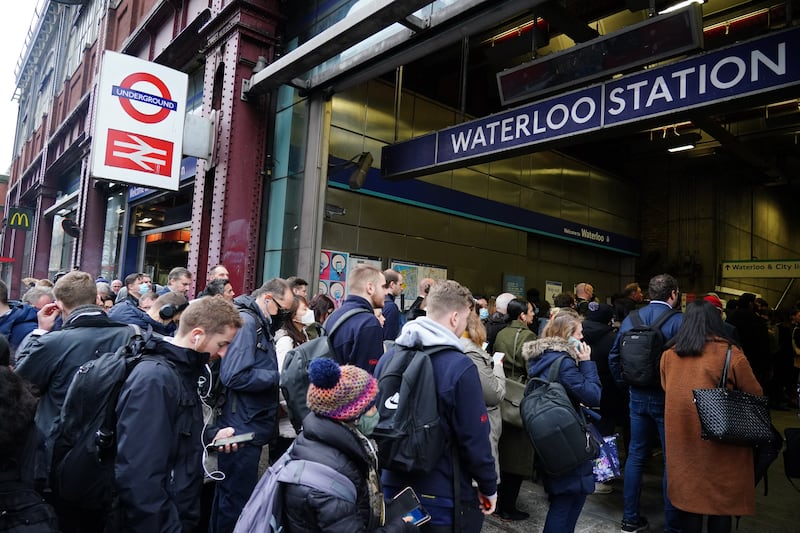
91, 51, 187, 190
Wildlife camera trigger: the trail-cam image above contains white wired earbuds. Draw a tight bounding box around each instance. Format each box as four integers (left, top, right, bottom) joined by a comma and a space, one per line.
199, 362, 225, 481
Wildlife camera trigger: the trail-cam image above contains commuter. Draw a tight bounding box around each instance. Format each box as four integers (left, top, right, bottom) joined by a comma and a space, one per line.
209, 278, 293, 533
286, 276, 309, 298
484, 292, 514, 353
473, 295, 490, 322
378, 280, 497, 531
324, 264, 386, 373
575, 283, 595, 316
552, 292, 576, 310
22, 285, 55, 310
608, 273, 683, 533
142, 292, 188, 336
523, 308, 601, 533
0, 366, 59, 532
204, 278, 236, 302
725, 293, 770, 390
0, 280, 38, 355
526, 288, 549, 332
703, 294, 738, 340
382, 269, 404, 342
15, 271, 136, 532
613, 282, 644, 322
0, 335, 10, 367
660, 300, 762, 532
137, 291, 158, 312
156, 266, 193, 297
281, 358, 416, 532
274, 296, 312, 369
110, 279, 123, 298
581, 302, 627, 492
307, 293, 336, 339
197, 264, 230, 297
110, 272, 151, 310
405, 277, 434, 322
460, 311, 505, 482
493, 298, 537, 521
114, 297, 242, 533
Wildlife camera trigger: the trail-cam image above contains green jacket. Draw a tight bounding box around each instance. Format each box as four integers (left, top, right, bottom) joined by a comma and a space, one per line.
494, 319, 537, 383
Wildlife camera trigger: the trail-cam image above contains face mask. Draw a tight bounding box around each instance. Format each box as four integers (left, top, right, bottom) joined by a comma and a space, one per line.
355, 409, 380, 436
479, 308, 489, 320
139, 283, 150, 295
300, 309, 315, 326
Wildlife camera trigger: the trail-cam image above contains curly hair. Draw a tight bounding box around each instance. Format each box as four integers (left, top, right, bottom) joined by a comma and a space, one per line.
0, 367, 38, 457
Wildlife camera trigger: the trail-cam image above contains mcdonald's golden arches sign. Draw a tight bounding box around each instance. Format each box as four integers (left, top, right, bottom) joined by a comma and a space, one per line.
8, 208, 34, 231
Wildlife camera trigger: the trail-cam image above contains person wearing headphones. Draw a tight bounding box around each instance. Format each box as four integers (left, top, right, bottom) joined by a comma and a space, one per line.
143, 292, 189, 336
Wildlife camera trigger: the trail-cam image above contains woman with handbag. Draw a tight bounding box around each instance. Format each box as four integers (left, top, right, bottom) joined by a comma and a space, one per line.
660, 300, 763, 533
523, 308, 601, 533
493, 298, 537, 521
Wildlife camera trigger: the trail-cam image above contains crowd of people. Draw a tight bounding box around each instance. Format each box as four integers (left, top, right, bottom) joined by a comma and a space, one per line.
1, 265, 797, 533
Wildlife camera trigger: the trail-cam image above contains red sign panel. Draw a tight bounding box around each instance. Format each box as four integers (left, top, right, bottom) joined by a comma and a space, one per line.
104, 129, 174, 177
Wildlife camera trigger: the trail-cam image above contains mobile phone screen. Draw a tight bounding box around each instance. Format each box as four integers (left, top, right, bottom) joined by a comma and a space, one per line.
404, 506, 431, 525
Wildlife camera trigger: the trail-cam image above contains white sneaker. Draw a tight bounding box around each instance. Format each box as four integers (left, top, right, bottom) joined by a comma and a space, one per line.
593, 482, 613, 494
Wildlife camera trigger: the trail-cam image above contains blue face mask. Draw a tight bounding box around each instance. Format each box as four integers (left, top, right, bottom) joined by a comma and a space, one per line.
479, 308, 489, 320
139, 283, 150, 295
355, 409, 380, 436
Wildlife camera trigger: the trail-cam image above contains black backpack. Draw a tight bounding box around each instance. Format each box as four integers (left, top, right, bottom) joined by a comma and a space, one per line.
520, 355, 599, 477
280, 308, 370, 431
48, 325, 162, 508
619, 309, 679, 387
372, 345, 449, 474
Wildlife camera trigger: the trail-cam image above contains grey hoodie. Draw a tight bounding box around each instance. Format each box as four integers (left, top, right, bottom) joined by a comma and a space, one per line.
394, 316, 463, 351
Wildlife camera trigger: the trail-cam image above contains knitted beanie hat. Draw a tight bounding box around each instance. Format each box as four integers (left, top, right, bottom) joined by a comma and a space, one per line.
306, 358, 378, 421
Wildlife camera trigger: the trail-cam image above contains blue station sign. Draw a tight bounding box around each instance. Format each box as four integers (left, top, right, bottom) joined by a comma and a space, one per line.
382, 26, 800, 179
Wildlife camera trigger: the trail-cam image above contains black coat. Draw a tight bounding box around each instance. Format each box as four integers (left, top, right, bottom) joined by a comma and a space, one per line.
284, 414, 415, 533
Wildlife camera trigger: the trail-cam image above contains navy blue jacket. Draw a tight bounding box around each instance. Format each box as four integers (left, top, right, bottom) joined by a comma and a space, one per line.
115, 338, 208, 533
0, 302, 38, 352
526, 339, 602, 496
608, 301, 683, 388
108, 299, 148, 325
218, 295, 279, 446
382, 294, 401, 342
377, 318, 497, 527
325, 296, 383, 373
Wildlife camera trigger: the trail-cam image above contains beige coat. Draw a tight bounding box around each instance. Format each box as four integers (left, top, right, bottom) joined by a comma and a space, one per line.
461, 338, 506, 481
660, 339, 763, 516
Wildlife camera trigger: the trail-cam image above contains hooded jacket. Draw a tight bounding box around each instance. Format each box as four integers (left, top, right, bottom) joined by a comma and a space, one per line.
284, 413, 415, 533
218, 295, 279, 446
115, 338, 209, 532
522, 337, 601, 496
0, 302, 38, 353
377, 317, 496, 527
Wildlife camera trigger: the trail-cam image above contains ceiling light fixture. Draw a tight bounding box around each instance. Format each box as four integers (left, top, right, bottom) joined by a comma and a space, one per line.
659, 0, 705, 15
139, 217, 153, 223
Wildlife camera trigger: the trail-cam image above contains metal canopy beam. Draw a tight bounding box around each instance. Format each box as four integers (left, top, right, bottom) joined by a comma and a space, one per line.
247, 0, 435, 93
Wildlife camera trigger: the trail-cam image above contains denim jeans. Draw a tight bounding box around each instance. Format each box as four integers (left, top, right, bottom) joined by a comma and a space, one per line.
543, 493, 587, 533
622, 387, 680, 533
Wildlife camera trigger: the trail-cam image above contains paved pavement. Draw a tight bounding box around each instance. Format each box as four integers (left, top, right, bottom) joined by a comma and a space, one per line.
480, 408, 799, 532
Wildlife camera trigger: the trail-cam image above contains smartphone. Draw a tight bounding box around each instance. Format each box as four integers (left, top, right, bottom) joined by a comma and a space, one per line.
391, 487, 431, 526
209, 432, 255, 448
568, 336, 582, 351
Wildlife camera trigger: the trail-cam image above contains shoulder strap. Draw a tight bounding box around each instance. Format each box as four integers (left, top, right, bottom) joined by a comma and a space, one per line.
650, 308, 679, 330
546, 355, 569, 383
629, 310, 643, 328
718, 344, 732, 388
326, 308, 371, 337
276, 459, 357, 503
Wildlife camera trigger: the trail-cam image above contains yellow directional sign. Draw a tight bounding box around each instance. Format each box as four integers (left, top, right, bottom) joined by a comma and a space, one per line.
7, 208, 33, 231
721, 260, 800, 279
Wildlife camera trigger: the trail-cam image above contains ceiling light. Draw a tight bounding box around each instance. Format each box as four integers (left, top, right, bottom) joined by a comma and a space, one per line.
667, 143, 696, 153
659, 0, 705, 15
139, 217, 153, 223
665, 132, 702, 153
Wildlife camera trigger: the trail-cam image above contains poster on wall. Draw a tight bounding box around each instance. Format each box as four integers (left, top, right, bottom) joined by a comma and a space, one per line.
348, 254, 383, 273
545, 280, 562, 305
502, 274, 526, 297
320, 250, 349, 307
389, 260, 448, 311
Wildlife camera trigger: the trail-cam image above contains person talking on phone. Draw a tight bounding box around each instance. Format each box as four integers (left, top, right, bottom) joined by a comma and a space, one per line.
281, 358, 417, 532
523, 308, 602, 533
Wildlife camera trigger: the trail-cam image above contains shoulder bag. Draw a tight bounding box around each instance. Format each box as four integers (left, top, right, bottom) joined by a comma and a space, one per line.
692, 344, 772, 445
500, 328, 525, 428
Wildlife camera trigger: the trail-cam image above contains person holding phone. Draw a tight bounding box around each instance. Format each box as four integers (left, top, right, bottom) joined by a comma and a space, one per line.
281, 358, 417, 532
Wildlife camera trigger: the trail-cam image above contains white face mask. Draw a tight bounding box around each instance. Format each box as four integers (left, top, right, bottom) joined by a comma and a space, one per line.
300, 308, 315, 326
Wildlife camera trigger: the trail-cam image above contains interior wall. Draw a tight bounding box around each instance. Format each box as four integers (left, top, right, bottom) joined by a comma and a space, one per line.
322, 78, 639, 302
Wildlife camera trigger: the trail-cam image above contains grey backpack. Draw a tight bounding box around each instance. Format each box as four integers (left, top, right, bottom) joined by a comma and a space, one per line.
233, 446, 356, 533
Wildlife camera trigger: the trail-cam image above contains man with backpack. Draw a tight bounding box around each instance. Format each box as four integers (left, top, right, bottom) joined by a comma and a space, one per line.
608, 274, 683, 533
209, 278, 293, 533
114, 296, 242, 532
324, 264, 386, 373
375, 280, 497, 532
15, 271, 137, 532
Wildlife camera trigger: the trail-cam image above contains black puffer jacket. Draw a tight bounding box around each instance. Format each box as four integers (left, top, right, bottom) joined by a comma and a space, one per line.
284, 413, 416, 533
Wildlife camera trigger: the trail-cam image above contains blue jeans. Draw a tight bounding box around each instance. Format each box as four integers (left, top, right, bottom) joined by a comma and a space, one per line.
544, 493, 586, 533
209, 445, 262, 533
622, 388, 680, 533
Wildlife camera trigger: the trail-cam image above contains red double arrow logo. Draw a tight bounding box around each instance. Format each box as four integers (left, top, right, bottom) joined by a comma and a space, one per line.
105, 129, 174, 177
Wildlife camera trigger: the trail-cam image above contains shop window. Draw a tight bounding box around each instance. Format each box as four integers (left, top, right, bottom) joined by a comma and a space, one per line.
48, 208, 77, 280
100, 191, 126, 281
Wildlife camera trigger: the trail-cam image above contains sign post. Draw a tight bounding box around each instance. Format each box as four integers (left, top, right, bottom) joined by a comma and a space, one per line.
91, 51, 188, 191
721, 260, 800, 279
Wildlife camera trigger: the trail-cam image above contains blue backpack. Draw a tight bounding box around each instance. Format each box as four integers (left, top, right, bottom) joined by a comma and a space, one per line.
233, 446, 356, 533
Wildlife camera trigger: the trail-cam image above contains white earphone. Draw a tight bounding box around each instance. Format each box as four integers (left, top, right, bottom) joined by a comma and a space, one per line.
194, 334, 200, 343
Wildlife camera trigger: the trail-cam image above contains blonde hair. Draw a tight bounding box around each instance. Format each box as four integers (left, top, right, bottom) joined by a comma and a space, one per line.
464, 311, 487, 346
347, 264, 383, 294
541, 308, 582, 339
426, 280, 473, 318
178, 297, 242, 336
53, 271, 97, 310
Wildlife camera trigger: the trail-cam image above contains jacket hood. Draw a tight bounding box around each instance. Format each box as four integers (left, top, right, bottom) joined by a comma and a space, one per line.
580, 320, 613, 344
395, 316, 463, 351
521, 337, 580, 364
486, 312, 510, 327
233, 294, 269, 323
